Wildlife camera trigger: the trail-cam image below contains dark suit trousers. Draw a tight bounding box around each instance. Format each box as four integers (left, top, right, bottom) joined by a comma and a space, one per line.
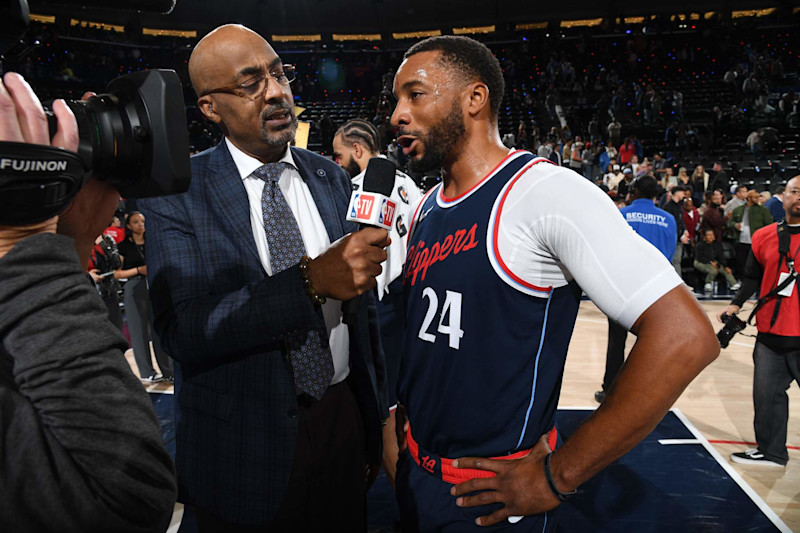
603, 319, 628, 392
192, 379, 367, 532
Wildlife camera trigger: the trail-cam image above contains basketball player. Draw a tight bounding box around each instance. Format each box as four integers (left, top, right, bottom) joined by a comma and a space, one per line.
391, 36, 719, 531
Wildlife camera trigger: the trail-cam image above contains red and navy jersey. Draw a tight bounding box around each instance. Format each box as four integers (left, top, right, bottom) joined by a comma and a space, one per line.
400, 151, 581, 459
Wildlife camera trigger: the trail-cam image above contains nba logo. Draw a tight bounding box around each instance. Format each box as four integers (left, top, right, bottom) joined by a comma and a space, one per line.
379, 199, 397, 226
355, 193, 375, 221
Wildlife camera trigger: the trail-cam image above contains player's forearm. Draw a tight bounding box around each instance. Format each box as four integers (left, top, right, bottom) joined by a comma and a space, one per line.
550, 286, 719, 492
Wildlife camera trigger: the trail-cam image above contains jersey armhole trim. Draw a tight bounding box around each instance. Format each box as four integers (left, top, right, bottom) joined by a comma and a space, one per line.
489, 158, 555, 295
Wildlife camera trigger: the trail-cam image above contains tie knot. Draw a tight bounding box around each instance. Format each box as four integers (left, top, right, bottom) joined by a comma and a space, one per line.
254, 162, 288, 183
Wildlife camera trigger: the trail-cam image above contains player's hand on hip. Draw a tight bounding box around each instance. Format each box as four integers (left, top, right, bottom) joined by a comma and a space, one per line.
450, 433, 561, 526
308, 227, 390, 300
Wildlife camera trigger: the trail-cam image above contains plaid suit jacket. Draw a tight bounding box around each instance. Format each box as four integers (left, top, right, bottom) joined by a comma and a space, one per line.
140, 141, 386, 525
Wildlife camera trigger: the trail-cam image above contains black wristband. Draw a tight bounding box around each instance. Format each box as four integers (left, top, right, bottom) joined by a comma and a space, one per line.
544, 452, 577, 502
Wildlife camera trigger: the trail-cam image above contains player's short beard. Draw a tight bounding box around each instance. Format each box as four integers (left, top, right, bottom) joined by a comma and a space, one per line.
408, 101, 466, 174
343, 157, 362, 179
260, 104, 298, 148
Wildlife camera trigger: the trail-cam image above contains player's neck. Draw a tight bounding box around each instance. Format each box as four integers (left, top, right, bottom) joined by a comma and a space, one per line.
441, 135, 509, 198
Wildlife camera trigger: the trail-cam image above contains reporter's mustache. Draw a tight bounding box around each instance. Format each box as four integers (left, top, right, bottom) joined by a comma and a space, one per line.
260, 104, 295, 121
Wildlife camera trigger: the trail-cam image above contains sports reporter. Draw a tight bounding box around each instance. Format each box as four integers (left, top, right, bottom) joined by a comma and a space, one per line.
0, 72, 176, 531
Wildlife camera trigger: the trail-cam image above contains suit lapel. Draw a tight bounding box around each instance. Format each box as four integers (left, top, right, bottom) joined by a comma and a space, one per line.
205, 142, 264, 271
291, 147, 346, 243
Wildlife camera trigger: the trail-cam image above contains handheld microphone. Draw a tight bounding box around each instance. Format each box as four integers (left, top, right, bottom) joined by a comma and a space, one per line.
346, 157, 397, 230
342, 157, 396, 317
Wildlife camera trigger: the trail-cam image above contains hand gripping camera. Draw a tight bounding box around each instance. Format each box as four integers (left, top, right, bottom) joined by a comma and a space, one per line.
716, 313, 747, 349
0, 69, 191, 225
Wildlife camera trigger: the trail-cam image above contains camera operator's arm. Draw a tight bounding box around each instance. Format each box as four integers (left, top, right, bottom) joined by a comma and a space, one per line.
717, 249, 763, 322
0, 72, 176, 531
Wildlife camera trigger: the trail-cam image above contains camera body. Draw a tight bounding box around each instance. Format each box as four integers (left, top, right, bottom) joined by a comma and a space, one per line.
717, 313, 746, 349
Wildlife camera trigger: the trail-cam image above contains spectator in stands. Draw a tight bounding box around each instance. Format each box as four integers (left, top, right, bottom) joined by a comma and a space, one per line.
746, 129, 763, 160
617, 167, 635, 198
677, 167, 691, 188
729, 190, 773, 276
759, 190, 772, 206
619, 137, 635, 165
664, 185, 691, 275
694, 229, 740, 293
607, 117, 622, 146
691, 165, 710, 205
765, 186, 786, 222
700, 190, 726, 242
102, 215, 126, 243
709, 162, 730, 195
568, 138, 584, 174
725, 185, 749, 219
682, 197, 700, 243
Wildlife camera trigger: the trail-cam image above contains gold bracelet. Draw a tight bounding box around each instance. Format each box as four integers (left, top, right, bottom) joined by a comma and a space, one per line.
299, 255, 326, 306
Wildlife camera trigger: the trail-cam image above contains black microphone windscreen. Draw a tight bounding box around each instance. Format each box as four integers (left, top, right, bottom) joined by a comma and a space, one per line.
362, 157, 396, 197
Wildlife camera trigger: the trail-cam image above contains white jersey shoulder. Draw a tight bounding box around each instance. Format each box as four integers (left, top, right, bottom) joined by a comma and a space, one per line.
488, 157, 682, 329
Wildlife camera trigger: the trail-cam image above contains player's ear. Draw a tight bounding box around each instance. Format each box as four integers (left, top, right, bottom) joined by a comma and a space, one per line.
465, 81, 490, 118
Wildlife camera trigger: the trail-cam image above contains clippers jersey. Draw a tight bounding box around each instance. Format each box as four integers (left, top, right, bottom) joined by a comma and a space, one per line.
400, 151, 582, 459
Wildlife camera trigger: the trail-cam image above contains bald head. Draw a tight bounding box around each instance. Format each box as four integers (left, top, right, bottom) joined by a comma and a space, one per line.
189, 24, 273, 97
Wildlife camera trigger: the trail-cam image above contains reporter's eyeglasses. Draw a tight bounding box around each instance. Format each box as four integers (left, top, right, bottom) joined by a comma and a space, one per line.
201, 64, 296, 100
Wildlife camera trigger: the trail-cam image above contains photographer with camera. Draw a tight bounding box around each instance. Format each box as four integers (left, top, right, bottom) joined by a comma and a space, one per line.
0, 72, 176, 530
717, 176, 800, 468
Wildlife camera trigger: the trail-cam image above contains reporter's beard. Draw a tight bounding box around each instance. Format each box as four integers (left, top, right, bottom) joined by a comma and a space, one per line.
260, 108, 298, 148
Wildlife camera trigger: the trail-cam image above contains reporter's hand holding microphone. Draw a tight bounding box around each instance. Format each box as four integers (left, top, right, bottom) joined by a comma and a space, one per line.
306, 157, 396, 301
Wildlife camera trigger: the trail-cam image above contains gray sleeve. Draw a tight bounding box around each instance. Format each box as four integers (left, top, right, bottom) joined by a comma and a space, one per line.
0, 233, 177, 533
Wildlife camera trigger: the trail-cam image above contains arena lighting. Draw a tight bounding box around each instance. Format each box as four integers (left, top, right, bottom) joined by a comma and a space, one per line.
332, 33, 382, 41
515, 22, 548, 31
70, 18, 124, 32
452, 25, 495, 35
272, 34, 322, 42
623, 16, 645, 24
392, 29, 441, 39
29, 13, 55, 23
731, 8, 777, 18
560, 18, 603, 28
142, 28, 197, 37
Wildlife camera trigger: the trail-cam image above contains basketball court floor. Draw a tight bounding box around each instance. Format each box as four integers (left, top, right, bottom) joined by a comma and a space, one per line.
133, 298, 799, 531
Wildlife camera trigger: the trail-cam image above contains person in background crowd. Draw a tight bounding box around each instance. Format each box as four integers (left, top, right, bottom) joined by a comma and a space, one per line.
725, 185, 749, 219
759, 190, 771, 206
700, 189, 726, 242
663, 185, 691, 276
729, 190, 773, 277
88, 233, 123, 330
765, 186, 786, 222
115, 212, 174, 384
694, 229, 741, 293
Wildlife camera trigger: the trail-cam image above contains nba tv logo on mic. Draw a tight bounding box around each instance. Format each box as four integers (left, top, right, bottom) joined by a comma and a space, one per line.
347, 192, 396, 230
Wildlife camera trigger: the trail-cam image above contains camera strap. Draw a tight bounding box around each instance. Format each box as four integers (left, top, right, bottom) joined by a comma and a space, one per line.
0, 141, 87, 225
745, 221, 797, 327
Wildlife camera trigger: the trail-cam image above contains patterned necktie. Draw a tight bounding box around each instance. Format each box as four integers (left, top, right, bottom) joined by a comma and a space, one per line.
254, 162, 334, 400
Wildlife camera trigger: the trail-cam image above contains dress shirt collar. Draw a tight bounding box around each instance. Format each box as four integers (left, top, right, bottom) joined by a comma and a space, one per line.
224, 138, 298, 181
